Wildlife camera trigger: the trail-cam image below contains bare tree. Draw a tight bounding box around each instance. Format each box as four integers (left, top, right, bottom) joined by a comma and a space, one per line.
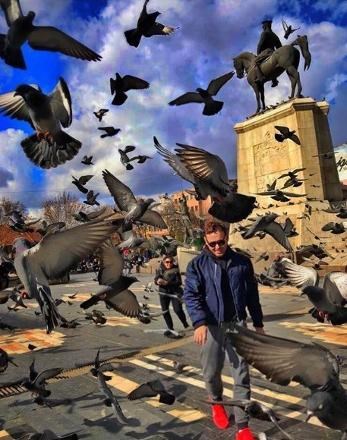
0, 197, 26, 224
42, 192, 84, 227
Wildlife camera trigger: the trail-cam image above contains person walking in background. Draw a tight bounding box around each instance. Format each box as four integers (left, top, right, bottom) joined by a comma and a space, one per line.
183, 219, 264, 440
154, 255, 190, 339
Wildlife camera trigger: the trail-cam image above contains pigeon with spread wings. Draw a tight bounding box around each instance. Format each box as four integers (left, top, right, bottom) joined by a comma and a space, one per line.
169, 71, 234, 116
228, 326, 347, 436
110, 73, 149, 106
13, 216, 124, 333
274, 125, 301, 145
0, 0, 101, 69
154, 137, 255, 222
0, 78, 81, 168
127, 379, 175, 405
102, 169, 167, 229
124, 0, 176, 48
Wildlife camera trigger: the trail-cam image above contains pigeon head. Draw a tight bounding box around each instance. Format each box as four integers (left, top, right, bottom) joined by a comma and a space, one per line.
196, 87, 208, 97
306, 392, 333, 421
26, 11, 36, 21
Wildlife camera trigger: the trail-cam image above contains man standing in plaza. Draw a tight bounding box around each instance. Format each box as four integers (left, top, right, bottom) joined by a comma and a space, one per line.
183, 219, 264, 440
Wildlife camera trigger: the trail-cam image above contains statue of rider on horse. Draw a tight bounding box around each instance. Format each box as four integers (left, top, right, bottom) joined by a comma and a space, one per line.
233, 17, 311, 115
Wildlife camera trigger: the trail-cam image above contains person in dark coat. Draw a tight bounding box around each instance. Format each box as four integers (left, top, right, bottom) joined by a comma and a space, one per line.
183, 219, 264, 440
154, 255, 189, 338
255, 18, 282, 87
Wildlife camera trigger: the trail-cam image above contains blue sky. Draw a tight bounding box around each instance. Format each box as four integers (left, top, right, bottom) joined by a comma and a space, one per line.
0, 0, 346, 211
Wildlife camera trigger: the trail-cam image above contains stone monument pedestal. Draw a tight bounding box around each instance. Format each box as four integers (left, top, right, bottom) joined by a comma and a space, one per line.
230, 98, 346, 269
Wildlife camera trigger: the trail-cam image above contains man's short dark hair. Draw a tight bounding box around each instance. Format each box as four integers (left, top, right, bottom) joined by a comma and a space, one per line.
203, 218, 228, 236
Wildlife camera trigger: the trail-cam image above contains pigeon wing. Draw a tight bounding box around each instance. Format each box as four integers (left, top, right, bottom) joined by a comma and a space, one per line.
26, 218, 123, 281
207, 71, 234, 96
128, 382, 158, 400
277, 258, 318, 288
34, 367, 63, 386
228, 326, 339, 389
138, 209, 167, 228
262, 221, 293, 252
175, 143, 229, 187
169, 92, 204, 106
291, 134, 301, 145
153, 136, 195, 184
78, 175, 94, 186
0, 90, 31, 122
327, 273, 347, 301
323, 275, 346, 306
322, 222, 335, 231
106, 289, 141, 317
98, 240, 124, 286
275, 125, 290, 136
27, 26, 102, 61
86, 207, 107, 220
102, 169, 137, 212
145, 22, 175, 37
49, 77, 72, 128
122, 75, 149, 91
0, 0, 22, 27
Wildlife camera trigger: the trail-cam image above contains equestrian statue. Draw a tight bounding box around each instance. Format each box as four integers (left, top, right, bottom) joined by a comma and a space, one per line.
233, 18, 311, 115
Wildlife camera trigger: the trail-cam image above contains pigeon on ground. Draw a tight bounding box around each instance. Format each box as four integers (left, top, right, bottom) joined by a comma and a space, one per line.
0, 348, 17, 373
242, 213, 293, 252
169, 71, 234, 116
102, 169, 167, 228
173, 360, 188, 374
84, 309, 107, 325
282, 19, 300, 39
83, 190, 100, 206
59, 318, 80, 329
228, 326, 347, 436
205, 399, 293, 440
0, 78, 81, 168
118, 145, 136, 170
322, 222, 346, 234
323, 207, 347, 219
154, 137, 255, 222
124, 0, 176, 48
21, 359, 62, 398
81, 155, 93, 166
127, 379, 175, 404
13, 216, 124, 333
0, 0, 101, 69
80, 240, 141, 318
110, 73, 149, 106
274, 126, 301, 145
93, 109, 108, 121
98, 126, 121, 138
71, 175, 93, 194
73, 207, 107, 223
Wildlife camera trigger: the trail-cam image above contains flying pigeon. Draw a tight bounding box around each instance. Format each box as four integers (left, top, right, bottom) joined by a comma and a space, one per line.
118, 145, 137, 170
80, 240, 141, 317
98, 126, 121, 138
129, 155, 152, 164
228, 326, 347, 436
274, 126, 301, 145
127, 379, 175, 404
0, 78, 81, 168
124, 0, 176, 48
21, 359, 62, 398
13, 216, 124, 332
73, 207, 107, 223
281, 19, 300, 39
71, 175, 94, 194
169, 71, 234, 116
81, 155, 94, 165
110, 73, 149, 106
83, 190, 100, 206
154, 137, 255, 222
0, 0, 101, 69
102, 169, 167, 228
93, 108, 108, 121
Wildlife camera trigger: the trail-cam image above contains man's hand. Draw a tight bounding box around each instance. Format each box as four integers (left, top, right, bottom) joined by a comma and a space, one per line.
194, 325, 208, 345
254, 327, 265, 334
157, 278, 168, 286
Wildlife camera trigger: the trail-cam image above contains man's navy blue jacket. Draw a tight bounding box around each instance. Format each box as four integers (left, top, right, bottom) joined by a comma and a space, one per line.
183, 247, 263, 329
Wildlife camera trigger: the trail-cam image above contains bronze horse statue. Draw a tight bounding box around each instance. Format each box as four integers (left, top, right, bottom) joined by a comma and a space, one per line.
233, 35, 311, 114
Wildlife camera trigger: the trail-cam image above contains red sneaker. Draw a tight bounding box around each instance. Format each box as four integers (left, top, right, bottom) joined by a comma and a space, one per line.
235, 427, 256, 440
211, 404, 230, 429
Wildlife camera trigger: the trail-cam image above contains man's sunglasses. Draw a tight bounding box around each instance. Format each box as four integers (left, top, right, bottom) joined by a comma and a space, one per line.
206, 239, 226, 249
164, 260, 174, 264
